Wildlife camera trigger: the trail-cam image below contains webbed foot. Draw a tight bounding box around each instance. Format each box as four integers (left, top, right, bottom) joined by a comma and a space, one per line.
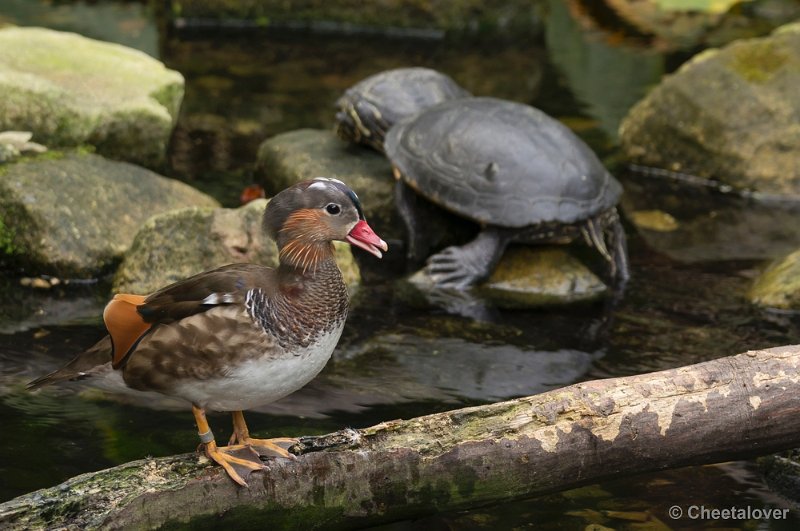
237, 437, 299, 460
229, 411, 298, 460
202, 441, 266, 487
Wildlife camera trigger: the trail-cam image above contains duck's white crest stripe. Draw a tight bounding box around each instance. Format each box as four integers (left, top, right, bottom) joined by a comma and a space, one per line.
312, 176, 345, 184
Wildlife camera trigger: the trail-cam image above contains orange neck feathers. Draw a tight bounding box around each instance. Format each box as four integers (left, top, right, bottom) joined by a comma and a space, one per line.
278, 208, 336, 274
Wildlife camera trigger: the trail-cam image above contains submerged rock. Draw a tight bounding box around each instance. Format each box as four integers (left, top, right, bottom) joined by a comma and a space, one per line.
0, 27, 184, 167
409, 246, 606, 311
628, 209, 679, 232
621, 171, 800, 263
619, 22, 800, 195
479, 246, 607, 307
748, 249, 800, 310
0, 152, 218, 278
113, 199, 359, 294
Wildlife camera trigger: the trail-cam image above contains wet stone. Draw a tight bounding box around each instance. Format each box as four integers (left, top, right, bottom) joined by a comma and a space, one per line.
409, 246, 606, 309
628, 209, 679, 232
478, 246, 607, 307
619, 22, 800, 195
0, 151, 218, 278
0, 26, 184, 167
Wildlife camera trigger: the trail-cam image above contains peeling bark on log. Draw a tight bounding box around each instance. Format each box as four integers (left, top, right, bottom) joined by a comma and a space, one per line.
3, 345, 800, 530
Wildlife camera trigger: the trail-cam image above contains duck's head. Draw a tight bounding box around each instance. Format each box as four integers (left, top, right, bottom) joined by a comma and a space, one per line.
264, 178, 388, 269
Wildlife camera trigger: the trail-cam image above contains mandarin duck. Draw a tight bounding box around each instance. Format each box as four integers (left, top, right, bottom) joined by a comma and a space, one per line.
28, 178, 387, 486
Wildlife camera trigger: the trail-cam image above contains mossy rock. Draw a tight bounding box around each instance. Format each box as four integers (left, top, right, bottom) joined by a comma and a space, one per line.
478, 246, 607, 307
0, 151, 218, 278
0, 27, 184, 167
113, 199, 359, 294
409, 246, 606, 308
619, 22, 800, 195
748, 249, 800, 310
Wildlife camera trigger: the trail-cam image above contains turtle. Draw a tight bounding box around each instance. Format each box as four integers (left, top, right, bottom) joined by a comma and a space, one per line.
384, 97, 629, 290
335, 67, 470, 153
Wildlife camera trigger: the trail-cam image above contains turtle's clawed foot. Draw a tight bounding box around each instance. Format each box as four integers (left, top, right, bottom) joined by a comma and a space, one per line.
425, 245, 488, 289
202, 441, 266, 487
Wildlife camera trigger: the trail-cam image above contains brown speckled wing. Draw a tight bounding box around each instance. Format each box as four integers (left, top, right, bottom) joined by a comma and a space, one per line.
108, 263, 275, 371
139, 263, 275, 324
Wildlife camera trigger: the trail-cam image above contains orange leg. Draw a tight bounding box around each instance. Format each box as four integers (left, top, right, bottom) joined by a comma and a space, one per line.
192, 405, 265, 487
228, 410, 298, 459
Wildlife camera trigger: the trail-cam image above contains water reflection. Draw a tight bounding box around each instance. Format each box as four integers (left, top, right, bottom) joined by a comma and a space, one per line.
622, 168, 800, 263
0, 0, 158, 57
0, 278, 106, 334
545, 0, 665, 139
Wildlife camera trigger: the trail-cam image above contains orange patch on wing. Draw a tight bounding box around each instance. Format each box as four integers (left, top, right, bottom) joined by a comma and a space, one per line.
103, 294, 150, 369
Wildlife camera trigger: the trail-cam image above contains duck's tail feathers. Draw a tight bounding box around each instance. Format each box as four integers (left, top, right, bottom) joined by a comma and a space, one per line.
26, 336, 113, 391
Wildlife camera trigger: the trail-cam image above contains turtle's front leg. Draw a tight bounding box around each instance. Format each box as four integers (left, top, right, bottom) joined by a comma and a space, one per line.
425, 227, 510, 289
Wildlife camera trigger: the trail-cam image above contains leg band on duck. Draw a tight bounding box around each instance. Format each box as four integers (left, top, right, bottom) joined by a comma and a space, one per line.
198, 429, 215, 444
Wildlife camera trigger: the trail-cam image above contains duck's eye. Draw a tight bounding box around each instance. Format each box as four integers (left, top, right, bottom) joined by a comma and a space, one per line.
325, 203, 341, 215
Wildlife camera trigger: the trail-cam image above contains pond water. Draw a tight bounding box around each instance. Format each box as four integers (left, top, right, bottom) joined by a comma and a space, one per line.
2, 1, 800, 529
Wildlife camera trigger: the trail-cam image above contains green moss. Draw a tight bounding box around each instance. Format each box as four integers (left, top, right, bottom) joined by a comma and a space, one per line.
0, 216, 18, 254
730, 39, 788, 83
478, 246, 606, 307
0, 186, 37, 260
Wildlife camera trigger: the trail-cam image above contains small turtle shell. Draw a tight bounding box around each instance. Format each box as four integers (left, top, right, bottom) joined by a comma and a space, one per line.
385, 97, 622, 228
335, 67, 470, 149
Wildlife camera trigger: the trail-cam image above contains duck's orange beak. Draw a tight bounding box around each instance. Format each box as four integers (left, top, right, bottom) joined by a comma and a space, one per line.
346, 220, 388, 259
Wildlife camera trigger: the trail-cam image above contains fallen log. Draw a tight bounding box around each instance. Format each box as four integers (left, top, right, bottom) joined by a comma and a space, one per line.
3, 344, 800, 530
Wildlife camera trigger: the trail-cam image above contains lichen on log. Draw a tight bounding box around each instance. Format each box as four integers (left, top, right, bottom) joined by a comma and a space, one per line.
2, 345, 800, 529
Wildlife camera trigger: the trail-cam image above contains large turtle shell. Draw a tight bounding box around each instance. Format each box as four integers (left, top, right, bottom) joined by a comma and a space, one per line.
385, 97, 623, 229
335, 67, 470, 148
